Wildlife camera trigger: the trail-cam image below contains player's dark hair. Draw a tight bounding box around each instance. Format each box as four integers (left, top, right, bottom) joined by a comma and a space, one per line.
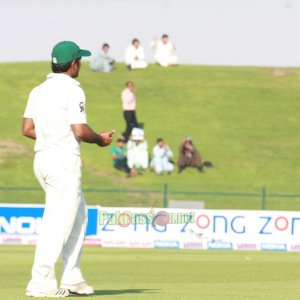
162, 34, 169, 39
51, 58, 81, 73
102, 43, 109, 49
51, 62, 72, 73
157, 138, 163, 143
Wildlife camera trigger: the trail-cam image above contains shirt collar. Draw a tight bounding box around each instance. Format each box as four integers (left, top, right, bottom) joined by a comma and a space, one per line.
47, 73, 80, 85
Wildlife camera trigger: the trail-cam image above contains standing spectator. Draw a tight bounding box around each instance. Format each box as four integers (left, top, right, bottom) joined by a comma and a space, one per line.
22, 40, 115, 297
111, 138, 133, 176
150, 138, 174, 175
121, 81, 139, 141
178, 137, 204, 173
127, 128, 149, 172
125, 38, 148, 70
151, 34, 178, 67
90, 43, 115, 73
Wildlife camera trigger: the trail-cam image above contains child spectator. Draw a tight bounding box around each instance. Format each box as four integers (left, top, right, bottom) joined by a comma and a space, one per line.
127, 128, 149, 173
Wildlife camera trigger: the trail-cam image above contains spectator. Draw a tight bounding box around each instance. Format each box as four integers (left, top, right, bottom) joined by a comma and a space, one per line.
125, 38, 148, 70
150, 138, 174, 175
121, 81, 139, 141
178, 137, 204, 173
90, 43, 115, 73
151, 34, 178, 67
111, 138, 133, 176
127, 128, 149, 172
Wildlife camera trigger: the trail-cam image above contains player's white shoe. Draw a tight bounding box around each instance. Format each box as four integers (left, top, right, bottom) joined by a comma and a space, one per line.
26, 288, 69, 297
60, 282, 94, 295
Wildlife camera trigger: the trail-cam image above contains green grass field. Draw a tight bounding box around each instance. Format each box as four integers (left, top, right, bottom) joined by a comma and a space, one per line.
1, 245, 300, 300
0, 62, 299, 210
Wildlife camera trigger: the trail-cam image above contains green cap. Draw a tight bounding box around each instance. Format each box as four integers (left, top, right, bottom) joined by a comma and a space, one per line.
51, 41, 91, 64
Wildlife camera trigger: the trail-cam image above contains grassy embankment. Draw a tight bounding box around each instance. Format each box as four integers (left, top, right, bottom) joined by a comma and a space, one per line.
0, 62, 299, 210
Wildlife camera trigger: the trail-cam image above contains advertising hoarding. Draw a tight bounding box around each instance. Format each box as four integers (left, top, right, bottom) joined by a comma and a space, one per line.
1, 204, 300, 251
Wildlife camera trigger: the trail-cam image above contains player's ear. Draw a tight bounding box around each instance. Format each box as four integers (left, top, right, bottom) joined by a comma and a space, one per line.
69, 60, 76, 72
71, 58, 81, 69
71, 60, 77, 69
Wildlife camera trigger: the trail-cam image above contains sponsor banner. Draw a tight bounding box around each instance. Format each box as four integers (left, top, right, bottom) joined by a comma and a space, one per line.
183, 242, 204, 250
236, 243, 258, 250
207, 241, 233, 250
1, 236, 22, 244
1, 204, 300, 251
261, 243, 287, 251
101, 239, 153, 248
154, 240, 180, 249
0, 204, 100, 245
96, 207, 300, 251
290, 244, 300, 252
84, 237, 102, 246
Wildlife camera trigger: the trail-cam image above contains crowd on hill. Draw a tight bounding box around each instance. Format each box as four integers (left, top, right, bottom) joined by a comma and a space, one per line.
89, 34, 178, 73
115, 79, 213, 177
111, 127, 213, 177
89, 34, 213, 177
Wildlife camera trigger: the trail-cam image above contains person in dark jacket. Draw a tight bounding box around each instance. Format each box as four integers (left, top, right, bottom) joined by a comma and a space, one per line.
177, 137, 204, 173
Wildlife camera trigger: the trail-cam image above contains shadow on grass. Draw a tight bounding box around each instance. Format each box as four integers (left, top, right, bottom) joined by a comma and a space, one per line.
94, 289, 157, 296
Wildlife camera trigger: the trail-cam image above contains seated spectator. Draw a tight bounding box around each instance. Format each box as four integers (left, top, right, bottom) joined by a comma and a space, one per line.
111, 138, 134, 176
151, 34, 178, 67
178, 137, 204, 173
150, 138, 174, 175
125, 38, 148, 70
90, 43, 115, 73
127, 128, 149, 172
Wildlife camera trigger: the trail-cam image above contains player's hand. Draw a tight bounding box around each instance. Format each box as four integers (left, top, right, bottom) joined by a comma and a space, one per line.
98, 130, 115, 147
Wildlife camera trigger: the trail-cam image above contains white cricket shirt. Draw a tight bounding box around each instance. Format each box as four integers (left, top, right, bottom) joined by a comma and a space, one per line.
23, 73, 87, 155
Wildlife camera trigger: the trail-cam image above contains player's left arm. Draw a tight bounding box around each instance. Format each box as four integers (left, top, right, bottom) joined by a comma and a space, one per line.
22, 117, 36, 140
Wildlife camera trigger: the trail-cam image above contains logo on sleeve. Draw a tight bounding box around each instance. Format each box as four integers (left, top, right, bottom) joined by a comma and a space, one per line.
79, 102, 85, 113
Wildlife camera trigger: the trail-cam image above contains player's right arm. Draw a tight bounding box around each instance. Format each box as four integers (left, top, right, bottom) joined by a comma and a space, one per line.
69, 86, 115, 147
22, 117, 36, 140
71, 124, 115, 147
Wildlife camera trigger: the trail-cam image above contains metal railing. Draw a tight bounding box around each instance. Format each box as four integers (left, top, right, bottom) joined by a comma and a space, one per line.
0, 184, 300, 210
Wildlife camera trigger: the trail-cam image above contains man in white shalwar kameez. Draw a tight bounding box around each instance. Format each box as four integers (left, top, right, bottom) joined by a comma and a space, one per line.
151, 138, 174, 175
151, 34, 178, 67
125, 39, 148, 70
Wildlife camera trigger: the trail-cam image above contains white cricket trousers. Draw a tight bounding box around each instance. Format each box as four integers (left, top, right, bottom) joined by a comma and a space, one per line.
27, 150, 87, 293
